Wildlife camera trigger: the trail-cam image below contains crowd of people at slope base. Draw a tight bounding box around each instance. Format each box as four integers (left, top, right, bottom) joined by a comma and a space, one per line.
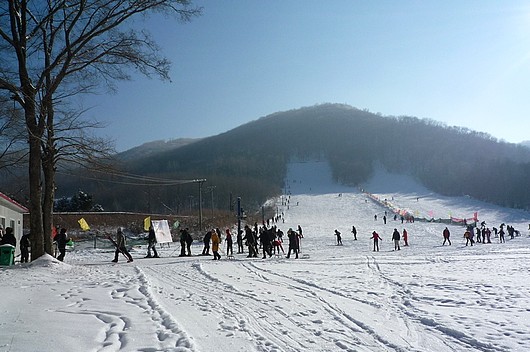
176, 222, 304, 260
5, 218, 527, 264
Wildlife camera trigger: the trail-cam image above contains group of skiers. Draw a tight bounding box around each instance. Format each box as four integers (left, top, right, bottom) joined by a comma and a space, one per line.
368, 228, 408, 252
461, 222, 520, 246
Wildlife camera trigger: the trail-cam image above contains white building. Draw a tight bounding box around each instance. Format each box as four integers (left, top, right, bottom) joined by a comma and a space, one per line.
0, 192, 28, 257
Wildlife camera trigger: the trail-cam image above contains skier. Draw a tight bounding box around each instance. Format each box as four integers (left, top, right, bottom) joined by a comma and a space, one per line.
145, 226, 159, 258
112, 228, 133, 263
392, 228, 401, 251
402, 229, 408, 246
211, 228, 221, 260
499, 228, 505, 243
351, 225, 357, 240
272, 234, 285, 255
383, 215, 387, 224
371, 231, 381, 252
334, 229, 342, 245
485, 228, 492, 244
464, 229, 473, 246
442, 227, 451, 245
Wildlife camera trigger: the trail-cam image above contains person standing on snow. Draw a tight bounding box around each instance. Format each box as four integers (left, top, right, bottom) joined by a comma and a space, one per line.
334, 229, 342, 245
499, 227, 505, 243
145, 226, 159, 258
225, 228, 233, 257
442, 227, 451, 245
286, 228, 299, 259
351, 225, 357, 240
55, 228, 69, 262
297, 225, 303, 238
202, 230, 212, 255
179, 229, 187, 257
464, 229, 473, 246
211, 229, 221, 260
402, 229, 408, 246
184, 228, 193, 256
112, 228, 133, 263
20, 232, 31, 263
371, 231, 382, 252
237, 229, 244, 254
392, 228, 401, 251
243, 225, 258, 258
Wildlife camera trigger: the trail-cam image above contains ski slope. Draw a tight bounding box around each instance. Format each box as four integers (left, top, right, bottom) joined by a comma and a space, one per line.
2, 161, 530, 352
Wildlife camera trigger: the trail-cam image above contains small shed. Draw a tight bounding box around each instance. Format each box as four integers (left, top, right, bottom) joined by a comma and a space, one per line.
0, 192, 29, 257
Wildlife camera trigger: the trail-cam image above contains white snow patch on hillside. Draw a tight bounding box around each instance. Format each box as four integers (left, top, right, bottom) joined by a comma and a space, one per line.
2, 160, 530, 352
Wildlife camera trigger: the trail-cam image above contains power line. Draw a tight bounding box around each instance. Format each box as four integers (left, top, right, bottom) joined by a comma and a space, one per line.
56, 169, 206, 187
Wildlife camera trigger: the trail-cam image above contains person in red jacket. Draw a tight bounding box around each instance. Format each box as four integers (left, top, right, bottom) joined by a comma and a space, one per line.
402, 229, 408, 246
371, 231, 382, 252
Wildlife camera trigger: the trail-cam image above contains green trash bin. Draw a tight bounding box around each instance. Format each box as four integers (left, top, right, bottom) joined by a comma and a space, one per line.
0, 244, 15, 266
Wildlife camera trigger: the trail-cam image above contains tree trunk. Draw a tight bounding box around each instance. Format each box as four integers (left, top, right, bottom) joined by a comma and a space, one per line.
26, 110, 45, 260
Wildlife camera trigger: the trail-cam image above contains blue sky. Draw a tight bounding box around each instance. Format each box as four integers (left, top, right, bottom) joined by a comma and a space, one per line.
81, 1, 530, 151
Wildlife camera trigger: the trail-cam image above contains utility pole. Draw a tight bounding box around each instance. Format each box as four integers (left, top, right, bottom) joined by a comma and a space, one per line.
237, 197, 242, 239
207, 186, 216, 219
198, 180, 204, 231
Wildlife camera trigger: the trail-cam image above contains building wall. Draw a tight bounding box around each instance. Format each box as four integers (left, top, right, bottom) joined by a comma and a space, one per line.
0, 205, 24, 257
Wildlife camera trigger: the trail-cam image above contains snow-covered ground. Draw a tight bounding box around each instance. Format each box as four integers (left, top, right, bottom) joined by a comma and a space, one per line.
2, 161, 530, 352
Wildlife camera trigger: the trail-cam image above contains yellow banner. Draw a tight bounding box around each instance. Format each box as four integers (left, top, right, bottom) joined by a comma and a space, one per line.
78, 218, 90, 231
144, 216, 151, 231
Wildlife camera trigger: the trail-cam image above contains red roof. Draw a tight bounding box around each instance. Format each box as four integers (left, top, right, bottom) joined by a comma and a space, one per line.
0, 191, 29, 213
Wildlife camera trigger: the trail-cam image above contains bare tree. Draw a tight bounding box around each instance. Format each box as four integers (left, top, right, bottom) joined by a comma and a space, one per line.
0, 0, 201, 260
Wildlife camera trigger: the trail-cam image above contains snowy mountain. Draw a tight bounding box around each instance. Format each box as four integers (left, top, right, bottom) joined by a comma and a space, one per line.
57, 104, 530, 213
3, 160, 530, 351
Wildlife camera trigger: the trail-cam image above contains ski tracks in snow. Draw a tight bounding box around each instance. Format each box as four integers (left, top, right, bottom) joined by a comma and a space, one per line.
55, 263, 196, 352
365, 255, 512, 352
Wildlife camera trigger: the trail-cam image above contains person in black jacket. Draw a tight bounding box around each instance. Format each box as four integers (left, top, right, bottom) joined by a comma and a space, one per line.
392, 228, 401, 251
202, 230, 212, 255
20, 232, 31, 263
145, 226, 159, 258
185, 228, 193, 256
243, 225, 257, 258
55, 228, 68, 261
0, 227, 16, 247
286, 228, 299, 259
112, 228, 133, 263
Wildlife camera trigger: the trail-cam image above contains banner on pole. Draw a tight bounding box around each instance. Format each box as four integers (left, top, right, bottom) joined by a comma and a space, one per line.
144, 216, 151, 232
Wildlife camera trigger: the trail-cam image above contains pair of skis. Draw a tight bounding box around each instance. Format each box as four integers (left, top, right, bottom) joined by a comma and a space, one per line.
107, 235, 130, 260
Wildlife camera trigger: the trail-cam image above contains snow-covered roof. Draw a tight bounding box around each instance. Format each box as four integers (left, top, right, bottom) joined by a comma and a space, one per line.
0, 191, 29, 213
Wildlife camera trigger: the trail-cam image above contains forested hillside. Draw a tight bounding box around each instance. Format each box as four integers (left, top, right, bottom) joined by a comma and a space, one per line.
57, 104, 530, 213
